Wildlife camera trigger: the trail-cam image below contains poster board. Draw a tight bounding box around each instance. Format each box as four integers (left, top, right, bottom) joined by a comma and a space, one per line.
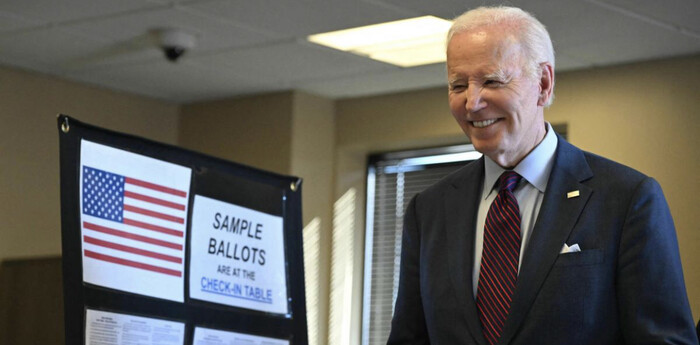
58, 115, 307, 344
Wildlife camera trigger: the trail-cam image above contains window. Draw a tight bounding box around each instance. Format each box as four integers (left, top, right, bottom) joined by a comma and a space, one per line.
329, 189, 357, 345
361, 144, 482, 345
303, 217, 321, 345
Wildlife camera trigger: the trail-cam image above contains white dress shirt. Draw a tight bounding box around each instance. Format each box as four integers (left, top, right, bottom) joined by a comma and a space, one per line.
472, 122, 558, 298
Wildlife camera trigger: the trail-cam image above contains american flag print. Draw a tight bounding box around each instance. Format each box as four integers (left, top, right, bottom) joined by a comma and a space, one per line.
80, 140, 191, 302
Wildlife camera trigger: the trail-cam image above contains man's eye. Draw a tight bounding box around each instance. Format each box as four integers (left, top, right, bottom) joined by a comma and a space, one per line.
484, 80, 503, 86
450, 84, 466, 92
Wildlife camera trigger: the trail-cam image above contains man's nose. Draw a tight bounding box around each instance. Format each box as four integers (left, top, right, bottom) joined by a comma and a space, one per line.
466, 87, 487, 113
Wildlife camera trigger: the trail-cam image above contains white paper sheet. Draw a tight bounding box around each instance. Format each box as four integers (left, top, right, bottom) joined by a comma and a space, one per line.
189, 195, 289, 314
193, 327, 289, 345
85, 309, 184, 345
80, 140, 191, 302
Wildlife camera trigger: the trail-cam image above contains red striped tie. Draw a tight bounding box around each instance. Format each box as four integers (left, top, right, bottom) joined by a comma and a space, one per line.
476, 171, 522, 344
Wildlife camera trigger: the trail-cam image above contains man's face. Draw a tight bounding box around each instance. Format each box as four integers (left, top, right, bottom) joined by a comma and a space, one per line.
446, 28, 548, 168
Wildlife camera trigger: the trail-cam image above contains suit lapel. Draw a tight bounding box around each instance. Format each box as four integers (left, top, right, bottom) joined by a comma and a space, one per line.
499, 136, 594, 345
444, 158, 489, 345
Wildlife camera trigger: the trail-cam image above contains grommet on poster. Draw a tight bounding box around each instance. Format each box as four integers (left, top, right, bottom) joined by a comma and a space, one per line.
61, 116, 70, 133
290, 178, 302, 192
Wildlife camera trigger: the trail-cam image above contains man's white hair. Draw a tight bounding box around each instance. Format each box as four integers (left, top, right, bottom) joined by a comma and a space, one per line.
448, 6, 555, 106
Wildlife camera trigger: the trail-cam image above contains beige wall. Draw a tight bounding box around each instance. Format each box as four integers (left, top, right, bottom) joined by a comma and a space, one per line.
335, 55, 700, 327
179, 92, 294, 174
290, 92, 335, 345
0, 66, 179, 260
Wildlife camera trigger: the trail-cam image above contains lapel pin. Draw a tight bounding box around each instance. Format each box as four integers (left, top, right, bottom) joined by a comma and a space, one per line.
567, 190, 580, 199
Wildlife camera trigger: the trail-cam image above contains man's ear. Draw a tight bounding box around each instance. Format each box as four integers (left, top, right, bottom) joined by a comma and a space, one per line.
537, 62, 554, 106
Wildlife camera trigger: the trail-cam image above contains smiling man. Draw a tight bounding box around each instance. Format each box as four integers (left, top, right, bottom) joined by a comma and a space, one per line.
447, 24, 550, 169
387, 6, 697, 345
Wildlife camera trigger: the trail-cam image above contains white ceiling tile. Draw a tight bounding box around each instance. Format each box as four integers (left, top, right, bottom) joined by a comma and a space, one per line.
62, 7, 273, 53
594, 0, 700, 33
0, 0, 155, 24
365, 0, 488, 19
192, 40, 393, 86
0, 54, 54, 75
0, 0, 696, 102
0, 10, 42, 32
0, 27, 102, 66
517, 1, 612, 50
146, 0, 212, 4
525, 0, 700, 53
65, 60, 282, 102
561, 30, 700, 67
554, 52, 594, 72
186, 0, 410, 38
300, 62, 448, 99
532, 1, 700, 65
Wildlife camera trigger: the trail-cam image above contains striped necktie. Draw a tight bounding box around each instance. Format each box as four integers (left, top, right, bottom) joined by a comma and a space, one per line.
476, 171, 522, 344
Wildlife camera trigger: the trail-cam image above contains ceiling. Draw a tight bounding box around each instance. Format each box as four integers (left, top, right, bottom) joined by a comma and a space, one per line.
1, 0, 699, 104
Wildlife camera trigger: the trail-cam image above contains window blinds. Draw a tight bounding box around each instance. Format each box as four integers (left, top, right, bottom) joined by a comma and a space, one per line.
362, 145, 480, 345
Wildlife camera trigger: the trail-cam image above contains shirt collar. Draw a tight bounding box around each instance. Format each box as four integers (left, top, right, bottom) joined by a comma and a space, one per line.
482, 122, 558, 199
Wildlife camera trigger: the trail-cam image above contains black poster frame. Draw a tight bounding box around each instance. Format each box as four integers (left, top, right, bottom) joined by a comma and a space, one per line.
58, 115, 307, 344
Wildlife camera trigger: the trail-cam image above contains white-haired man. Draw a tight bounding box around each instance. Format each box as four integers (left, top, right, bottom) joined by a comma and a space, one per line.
388, 6, 697, 345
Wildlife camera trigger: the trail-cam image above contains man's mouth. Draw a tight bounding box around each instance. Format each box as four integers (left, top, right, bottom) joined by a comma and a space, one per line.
471, 119, 498, 128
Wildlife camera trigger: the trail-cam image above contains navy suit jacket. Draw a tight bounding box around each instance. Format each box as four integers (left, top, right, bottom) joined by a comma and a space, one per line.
388, 135, 698, 344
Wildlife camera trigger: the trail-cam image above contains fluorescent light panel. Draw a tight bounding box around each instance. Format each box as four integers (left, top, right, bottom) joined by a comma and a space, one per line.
308, 16, 452, 68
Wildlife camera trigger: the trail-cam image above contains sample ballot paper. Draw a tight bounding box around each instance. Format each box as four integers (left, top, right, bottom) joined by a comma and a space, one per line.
193, 327, 289, 345
85, 309, 184, 345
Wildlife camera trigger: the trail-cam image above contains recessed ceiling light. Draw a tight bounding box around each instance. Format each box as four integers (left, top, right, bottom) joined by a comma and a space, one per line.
307, 16, 452, 68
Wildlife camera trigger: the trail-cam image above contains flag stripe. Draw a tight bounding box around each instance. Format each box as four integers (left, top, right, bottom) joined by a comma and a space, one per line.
123, 218, 183, 237
84, 235, 182, 264
126, 177, 187, 198
124, 190, 185, 211
84, 250, 181, 277
83, 221, 183, 250
123, 204, 184, 224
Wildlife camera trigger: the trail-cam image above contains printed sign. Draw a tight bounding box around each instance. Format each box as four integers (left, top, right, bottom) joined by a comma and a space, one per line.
80, 140, 191, 302
85, 309, 185, 345
189, 195, 288, 314
193, 327, 289, 345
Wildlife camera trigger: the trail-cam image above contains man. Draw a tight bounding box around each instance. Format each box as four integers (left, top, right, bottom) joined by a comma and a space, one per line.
387, 6, 697, 345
